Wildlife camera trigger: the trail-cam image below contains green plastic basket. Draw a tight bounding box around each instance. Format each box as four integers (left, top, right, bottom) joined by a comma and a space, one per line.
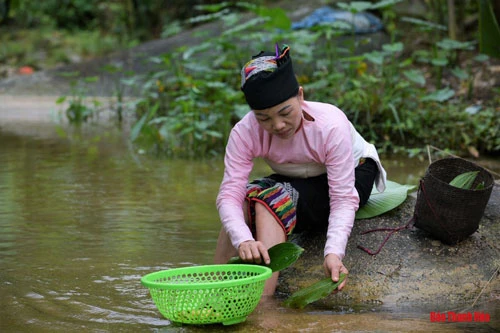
141, 264, 272, 326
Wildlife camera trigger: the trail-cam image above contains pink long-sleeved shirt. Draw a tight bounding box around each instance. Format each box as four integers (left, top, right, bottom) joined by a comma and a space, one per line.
216, 100, 386, 259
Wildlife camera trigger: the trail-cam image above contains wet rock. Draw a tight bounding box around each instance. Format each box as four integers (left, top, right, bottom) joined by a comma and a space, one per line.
278, 182, 500, 312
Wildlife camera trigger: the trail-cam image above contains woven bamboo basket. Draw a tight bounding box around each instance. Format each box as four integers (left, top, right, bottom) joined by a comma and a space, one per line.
414, 158, 494, 244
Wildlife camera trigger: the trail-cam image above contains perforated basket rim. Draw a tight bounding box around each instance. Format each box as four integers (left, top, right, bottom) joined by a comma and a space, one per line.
140, 264, 272, 290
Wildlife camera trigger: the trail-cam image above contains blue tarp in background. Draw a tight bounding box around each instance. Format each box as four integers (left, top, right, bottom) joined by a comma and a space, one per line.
292, 6, 384, 34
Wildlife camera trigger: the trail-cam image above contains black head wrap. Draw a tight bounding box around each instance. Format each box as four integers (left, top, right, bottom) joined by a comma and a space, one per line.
240, 44, 299, 110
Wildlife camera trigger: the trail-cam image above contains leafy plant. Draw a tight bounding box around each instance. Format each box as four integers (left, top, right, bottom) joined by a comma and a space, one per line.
55, 72, 101, 124
41, 0, 499, 158
101, 63, 136, 123
125, 2, 293, 157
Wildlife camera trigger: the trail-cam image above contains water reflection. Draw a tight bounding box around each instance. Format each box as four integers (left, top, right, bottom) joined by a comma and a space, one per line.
0, 123, 497, 332
0, 126, 224, 331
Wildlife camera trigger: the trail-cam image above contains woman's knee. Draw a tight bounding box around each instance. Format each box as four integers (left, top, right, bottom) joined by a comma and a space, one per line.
254, 202, 274, 227
254, 202, 286, 242
254, 201, 268, 215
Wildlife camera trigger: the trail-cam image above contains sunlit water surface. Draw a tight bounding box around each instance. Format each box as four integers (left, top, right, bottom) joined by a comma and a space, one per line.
1, 120, 497, 332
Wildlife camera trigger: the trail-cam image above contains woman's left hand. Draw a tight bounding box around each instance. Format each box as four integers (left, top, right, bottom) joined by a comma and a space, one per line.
323, 253, 349, 291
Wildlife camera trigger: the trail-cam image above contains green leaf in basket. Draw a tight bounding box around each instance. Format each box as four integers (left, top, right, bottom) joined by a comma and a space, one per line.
449, 171, 479, 189
283, 273, 347, 309
227, 242, 304, 272
355, 180, 417, 219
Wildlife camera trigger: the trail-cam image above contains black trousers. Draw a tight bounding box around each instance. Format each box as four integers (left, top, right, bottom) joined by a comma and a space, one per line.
268, 158, 379, 233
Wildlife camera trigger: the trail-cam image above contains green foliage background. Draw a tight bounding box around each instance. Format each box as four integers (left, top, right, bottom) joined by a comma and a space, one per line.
1, 0, 499, 159
125, 1, 499, 158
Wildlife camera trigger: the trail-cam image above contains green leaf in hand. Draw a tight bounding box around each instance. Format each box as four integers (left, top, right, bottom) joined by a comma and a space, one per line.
283, 273, 347, 309
227, 242, 304, 272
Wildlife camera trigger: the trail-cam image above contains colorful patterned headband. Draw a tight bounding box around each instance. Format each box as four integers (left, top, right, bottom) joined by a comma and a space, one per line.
240, 43, 298, 110
240, 44, 291, 88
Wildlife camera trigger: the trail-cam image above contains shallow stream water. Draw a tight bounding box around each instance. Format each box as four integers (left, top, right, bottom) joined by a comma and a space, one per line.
1, 103, 498, 332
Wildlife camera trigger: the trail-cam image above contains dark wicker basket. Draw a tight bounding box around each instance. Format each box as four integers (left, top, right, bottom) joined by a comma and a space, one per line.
413, 158, 494, 244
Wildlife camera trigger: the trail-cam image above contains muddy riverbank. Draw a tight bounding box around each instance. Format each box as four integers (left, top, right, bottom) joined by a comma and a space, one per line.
279, 185, 500, 314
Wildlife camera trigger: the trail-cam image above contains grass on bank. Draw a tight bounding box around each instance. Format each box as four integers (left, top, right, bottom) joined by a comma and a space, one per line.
0, 26, 137, 75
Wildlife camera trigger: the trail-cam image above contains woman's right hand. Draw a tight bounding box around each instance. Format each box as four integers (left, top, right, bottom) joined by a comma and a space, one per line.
238, 240, 270, 265
323, 253, 348, 291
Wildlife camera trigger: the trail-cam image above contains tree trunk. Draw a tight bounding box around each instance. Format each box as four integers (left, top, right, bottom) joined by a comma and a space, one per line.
1, 0, 10, 23
447, 0, 457, 40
